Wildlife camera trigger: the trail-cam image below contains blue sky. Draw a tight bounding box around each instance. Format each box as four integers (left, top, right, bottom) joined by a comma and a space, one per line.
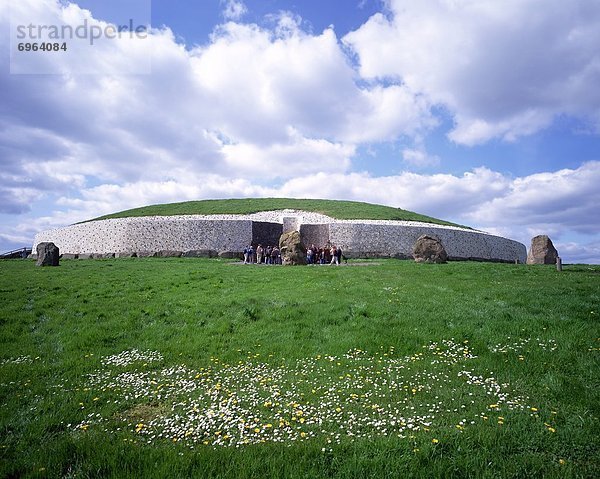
1, 0, 599, 263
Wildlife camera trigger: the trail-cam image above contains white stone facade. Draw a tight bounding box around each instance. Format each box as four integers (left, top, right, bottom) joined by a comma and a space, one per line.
329, 223, 525, 262
32, 216, 252, 255
32, 210, 527, 262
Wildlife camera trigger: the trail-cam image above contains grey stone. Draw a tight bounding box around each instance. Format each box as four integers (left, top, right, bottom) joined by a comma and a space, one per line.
412, 235, 448, 264
279, 230, 307, 265
218, 251, 242, 259
136, 251, 158, 258
157, 250, 183, 258
527, 235, 559, 265
182, 249, 218, 258
36, 242, 59, 267
115, 252, 137, 258
61, 253, 78, 260
299, 223, 330, 250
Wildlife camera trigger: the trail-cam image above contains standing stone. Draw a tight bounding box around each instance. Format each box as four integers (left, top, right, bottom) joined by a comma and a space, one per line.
36, 242, 60, 267
279, 230, 307, 265
412, 235, 448, 264
527, 235, 559, 265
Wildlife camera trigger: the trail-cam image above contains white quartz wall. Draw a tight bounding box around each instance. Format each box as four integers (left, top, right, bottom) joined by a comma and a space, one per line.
32, 217, 252, 255
32, 212, 527, 262
329, 223, 526, 262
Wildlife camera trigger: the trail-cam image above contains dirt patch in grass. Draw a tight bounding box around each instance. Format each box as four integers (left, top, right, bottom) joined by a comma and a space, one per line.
116, 402, 168, 424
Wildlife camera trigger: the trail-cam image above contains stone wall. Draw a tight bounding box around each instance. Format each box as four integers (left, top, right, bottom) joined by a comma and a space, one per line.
32, 217, 253, 256
282, 216, 302, 233
299, 224, 330, 249
328, 223, 526, 263
32, 212, 527, 263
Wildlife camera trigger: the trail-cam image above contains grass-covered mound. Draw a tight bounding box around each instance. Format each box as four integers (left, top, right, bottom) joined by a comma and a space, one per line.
1, 259, 598, 478
91, 198, 467, 228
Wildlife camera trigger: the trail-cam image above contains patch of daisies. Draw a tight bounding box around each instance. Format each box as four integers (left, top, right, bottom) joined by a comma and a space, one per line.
66, 339, 546, 448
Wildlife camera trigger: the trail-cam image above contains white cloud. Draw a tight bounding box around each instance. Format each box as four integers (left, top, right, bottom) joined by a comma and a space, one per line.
221, 0, 248, 21
194, 21, 431, 145
220, 129, 354, 179
466, 161, 600, 235
402, 146, 440, 168
1, 0, 436, 217
555, 241, 600, 265
344, 0, 600, 144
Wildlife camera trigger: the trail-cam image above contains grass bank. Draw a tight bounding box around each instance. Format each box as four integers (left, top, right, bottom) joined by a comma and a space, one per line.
90, 198, 467, 228
0, 259, 598, 478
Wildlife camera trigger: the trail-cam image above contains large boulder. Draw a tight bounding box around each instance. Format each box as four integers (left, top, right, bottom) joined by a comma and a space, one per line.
527, 235, 559, 265
412, 235, 448, 264
36, 242, 60, 267
279, 230, 307, 265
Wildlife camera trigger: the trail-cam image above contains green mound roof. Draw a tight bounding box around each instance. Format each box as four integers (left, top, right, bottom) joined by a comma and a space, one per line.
90, 198, 468, 228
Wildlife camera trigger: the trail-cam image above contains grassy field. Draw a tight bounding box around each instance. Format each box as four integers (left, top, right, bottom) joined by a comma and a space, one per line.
89, 198, 467, 228
0, 258, 598, 478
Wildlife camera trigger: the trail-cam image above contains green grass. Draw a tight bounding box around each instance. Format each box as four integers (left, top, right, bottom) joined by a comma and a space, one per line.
1, 258, 598, 478
89, 197, 468, 228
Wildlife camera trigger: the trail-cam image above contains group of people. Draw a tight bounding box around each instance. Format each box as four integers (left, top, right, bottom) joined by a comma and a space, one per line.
306, 244, 344, 265
242, 243, 345, 265
243, 244, 282, 264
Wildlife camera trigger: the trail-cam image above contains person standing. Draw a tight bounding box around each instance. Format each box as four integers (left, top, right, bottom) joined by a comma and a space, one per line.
271, 246, 280, 264
265, 245, 272, 264
256, 244, 264, 264
336, 245, 343, 264
330, 246, 339, 265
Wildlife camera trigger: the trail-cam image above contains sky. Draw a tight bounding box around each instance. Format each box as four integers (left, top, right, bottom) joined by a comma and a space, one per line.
1, 0, 599, 263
